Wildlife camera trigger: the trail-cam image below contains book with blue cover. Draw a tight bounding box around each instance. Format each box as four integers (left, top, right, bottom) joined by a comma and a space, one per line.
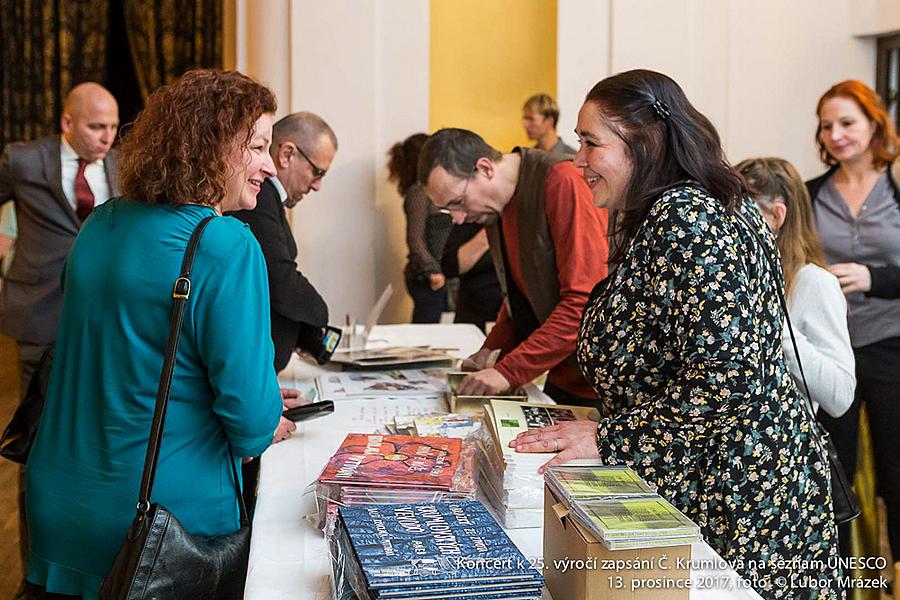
375, 585, 543, 599
331, 518, 542, 600
338, 500, 543, 592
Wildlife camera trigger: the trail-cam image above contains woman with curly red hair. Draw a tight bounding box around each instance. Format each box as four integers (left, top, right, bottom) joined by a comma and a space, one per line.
24, 69, 283, 599
806, 79, 900, 562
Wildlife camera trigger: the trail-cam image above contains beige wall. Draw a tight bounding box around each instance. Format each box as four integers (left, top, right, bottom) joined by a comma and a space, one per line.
228, 0, 881, 327
374, 2, 431, 324
558, 0, 875, 179
851, 0, 900, 36
226, 0, 429, 324
727, 0, 874, 177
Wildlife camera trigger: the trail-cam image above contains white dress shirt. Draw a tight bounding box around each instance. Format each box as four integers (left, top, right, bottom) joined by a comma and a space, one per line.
268, 175, 289, 205
60, 136, 112, 211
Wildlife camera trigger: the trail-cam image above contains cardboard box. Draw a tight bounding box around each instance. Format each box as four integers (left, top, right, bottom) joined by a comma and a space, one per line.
543, 486, 691, 600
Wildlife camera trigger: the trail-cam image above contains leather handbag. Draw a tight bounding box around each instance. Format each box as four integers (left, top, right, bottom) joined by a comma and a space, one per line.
0, 347, 53, 464
100, 215, 251, 600
780, 291, 861, 525
739, 208, 861, 525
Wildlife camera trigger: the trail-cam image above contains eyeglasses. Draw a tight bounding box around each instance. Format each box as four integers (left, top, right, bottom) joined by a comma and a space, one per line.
286, 142, 327, 180
439, 166, 477, 215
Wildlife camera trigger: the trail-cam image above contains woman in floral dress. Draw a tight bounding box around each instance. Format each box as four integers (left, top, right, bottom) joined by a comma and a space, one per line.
511, 70, 842, 599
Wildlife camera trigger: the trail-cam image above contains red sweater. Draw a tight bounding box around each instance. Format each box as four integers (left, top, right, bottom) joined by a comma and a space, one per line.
484, 162, 609, 398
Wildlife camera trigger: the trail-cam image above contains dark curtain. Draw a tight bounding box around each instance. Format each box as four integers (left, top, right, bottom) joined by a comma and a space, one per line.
0, 0, 221, 149
123, 0, 222, 100
0, 0, 108, 147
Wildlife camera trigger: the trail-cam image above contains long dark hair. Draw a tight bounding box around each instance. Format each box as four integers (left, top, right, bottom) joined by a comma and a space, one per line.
388, 133, 429, 196
585, 69, 742, 263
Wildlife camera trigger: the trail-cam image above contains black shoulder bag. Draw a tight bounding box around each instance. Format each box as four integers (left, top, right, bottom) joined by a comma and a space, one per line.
0, 347, 53, 464
100, 215, 251, 600
738, 209, 861, 525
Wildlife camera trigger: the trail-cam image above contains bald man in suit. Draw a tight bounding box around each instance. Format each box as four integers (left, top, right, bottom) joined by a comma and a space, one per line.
0, 83, 120, 398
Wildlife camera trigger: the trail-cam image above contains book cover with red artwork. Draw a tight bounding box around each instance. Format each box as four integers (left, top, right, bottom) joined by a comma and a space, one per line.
318, 434, 463, 490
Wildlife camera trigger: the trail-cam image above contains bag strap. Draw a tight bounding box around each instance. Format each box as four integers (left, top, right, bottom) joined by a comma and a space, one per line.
732, 208, 820, 428
134, 215, 249, 527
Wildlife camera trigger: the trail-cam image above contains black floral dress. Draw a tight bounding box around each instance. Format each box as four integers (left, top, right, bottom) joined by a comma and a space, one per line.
577, 184, 842, 599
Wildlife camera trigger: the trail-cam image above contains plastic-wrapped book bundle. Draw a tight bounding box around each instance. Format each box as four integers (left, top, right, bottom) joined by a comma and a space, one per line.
476, 399, 600, 528
313, 433, 478, 535
544, 464, 701, 551
330, 500, 543, 600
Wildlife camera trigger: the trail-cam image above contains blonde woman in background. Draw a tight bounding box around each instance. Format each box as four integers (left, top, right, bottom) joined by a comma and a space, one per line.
737, 157, 855, 418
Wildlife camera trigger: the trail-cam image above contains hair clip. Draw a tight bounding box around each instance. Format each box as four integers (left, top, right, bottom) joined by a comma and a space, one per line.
651, 99, 671, 121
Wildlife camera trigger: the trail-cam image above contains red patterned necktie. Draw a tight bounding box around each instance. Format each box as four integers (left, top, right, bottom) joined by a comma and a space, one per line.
74, 158, 95, 222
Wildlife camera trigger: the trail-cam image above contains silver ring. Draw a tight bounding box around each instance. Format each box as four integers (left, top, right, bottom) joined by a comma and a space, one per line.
553, 438, 559, 452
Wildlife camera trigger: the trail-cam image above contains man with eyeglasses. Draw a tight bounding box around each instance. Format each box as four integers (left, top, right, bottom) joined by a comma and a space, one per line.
230, 112, 337, 511
231, 111, 337, 373
418, 128, 609, 405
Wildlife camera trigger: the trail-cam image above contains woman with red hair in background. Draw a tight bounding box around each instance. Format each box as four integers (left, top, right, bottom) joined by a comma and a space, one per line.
807, 80, 900, 563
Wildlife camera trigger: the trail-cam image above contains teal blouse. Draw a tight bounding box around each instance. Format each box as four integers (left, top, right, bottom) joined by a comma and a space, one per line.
25, 198, 282, 598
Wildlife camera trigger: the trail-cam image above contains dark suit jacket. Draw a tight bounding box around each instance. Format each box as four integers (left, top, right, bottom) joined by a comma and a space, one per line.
0, 136, 119, 344
230, 178, 328, 372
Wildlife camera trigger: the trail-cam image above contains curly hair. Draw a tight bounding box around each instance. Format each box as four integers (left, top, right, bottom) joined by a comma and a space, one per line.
816, 80, 899, 169
118, 69, 277, 206
388, 133, 428, 196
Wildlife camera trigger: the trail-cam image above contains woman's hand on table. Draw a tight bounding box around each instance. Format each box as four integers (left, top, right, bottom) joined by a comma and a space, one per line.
509, 421, 600, 474
829, 262, 871, 294
458, 368, 509, 396
272, 417, 297, 444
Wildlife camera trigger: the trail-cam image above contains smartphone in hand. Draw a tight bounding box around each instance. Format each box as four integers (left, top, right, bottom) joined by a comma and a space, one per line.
282, 400, 335, 422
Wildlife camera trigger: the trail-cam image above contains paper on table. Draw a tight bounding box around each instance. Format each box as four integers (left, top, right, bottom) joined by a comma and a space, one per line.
277, 376, 319, 403
318, 370, 446, 400
346, 396, 450, 428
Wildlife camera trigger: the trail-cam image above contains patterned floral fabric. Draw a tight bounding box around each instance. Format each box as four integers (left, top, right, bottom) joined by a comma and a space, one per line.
577, 184, 843, 599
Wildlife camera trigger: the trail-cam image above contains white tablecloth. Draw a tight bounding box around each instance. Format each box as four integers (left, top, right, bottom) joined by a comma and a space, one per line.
245, 324, 761, 600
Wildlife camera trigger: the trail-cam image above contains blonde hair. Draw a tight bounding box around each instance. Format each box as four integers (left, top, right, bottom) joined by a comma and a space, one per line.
522, 93, 560, 128
736, 157, 825, 297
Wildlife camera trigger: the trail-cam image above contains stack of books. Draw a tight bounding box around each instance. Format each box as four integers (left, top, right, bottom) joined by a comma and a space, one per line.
330, 346, 456, 369
545, 463, 702, 550
318, 433, 477, 511
331, 500, 544, 600
477, 400, 599, 528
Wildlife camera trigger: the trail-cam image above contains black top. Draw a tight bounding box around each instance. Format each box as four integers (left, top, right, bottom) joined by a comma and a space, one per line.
441, 223, 502, 332
230, 178, 328, 371
403, 183, 452, 282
